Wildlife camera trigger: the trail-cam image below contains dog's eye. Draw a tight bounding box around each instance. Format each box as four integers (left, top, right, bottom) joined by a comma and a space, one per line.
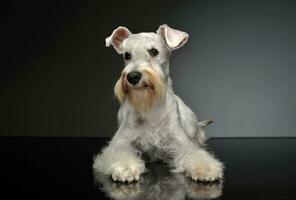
124, 52, 131, 60
148, 48, 159, 57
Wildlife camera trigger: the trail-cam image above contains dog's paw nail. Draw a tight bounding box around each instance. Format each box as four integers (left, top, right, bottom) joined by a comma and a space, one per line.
135, 175, 139, 181
127, 176, 133, 182
112, 174, 117, 181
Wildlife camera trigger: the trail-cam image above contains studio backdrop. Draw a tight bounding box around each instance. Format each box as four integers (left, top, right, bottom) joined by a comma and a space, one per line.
1, 0, 296, 137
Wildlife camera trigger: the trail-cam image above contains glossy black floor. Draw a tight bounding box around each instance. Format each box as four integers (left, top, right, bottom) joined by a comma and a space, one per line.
1, 137, 295, 200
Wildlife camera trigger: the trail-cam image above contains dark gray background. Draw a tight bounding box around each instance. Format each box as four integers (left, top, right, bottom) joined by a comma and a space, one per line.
1, 0, 296, 137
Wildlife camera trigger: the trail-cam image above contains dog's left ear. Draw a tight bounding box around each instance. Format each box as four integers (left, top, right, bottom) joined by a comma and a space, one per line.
105, 26, 132, 54
157, 24, 189, 51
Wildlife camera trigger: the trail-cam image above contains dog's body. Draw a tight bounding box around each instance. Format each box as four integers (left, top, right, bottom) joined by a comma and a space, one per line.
93, 25, 224, 182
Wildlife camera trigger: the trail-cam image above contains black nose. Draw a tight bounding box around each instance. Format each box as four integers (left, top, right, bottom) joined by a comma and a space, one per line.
127, 71, 142, 85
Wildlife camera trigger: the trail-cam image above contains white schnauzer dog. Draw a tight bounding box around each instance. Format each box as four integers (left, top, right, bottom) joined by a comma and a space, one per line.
93, 24, 224, 182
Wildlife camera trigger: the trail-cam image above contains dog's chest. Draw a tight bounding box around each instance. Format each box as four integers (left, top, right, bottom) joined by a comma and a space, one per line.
134, 112, 172, 136
134, 102, 176, 133
132, 113, 176, 157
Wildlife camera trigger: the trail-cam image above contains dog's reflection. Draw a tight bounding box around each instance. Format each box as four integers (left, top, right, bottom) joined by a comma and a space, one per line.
94, 163, 223, 200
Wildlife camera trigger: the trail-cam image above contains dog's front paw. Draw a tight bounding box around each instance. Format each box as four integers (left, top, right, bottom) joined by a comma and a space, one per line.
185, 157, 224, 182
112, 164, 144, 182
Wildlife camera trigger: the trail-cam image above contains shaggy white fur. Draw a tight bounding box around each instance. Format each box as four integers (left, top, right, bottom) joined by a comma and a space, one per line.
93, 24, 224, 182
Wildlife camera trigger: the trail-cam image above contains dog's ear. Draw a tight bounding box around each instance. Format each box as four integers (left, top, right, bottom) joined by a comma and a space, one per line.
157, 24, 189, 51
105, 26, 131, 54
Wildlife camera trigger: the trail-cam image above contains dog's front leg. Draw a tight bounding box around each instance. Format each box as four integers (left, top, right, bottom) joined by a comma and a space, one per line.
93, 126, 145, 182
172, 138, 224, 182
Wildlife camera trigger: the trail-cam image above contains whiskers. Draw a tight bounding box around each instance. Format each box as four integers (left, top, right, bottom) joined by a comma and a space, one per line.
114, 68, 166, 115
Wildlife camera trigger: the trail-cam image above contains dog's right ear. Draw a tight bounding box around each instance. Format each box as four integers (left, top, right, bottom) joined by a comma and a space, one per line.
105, 26, 132, 54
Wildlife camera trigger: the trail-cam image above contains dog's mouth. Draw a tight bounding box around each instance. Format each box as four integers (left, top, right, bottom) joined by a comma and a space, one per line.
127, 81, 154, 91
143, 82, 155, 90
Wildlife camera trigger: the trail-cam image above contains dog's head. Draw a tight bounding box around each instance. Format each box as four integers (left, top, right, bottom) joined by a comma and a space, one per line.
106, 24, 189, 114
